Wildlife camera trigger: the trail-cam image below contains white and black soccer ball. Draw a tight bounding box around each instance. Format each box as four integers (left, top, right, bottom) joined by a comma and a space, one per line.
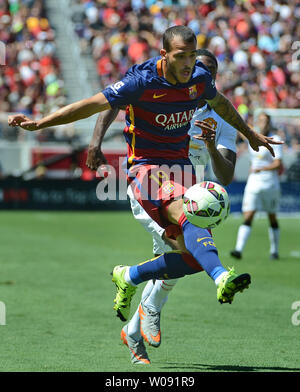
183, 181, 230, 229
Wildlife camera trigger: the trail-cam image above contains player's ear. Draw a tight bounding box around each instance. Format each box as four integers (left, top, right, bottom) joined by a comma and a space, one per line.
160, 48, 167, 59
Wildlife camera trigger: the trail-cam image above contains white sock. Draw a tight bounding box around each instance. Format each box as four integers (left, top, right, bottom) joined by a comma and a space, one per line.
144, 279, 178, 312
235, 224, 252, 253
127, 280, 154, 341
268, 227, 280, 254
127, 307, 142, 341
215, 271, 228, 286
124, 267, 136, 286
141, 280, 156, 302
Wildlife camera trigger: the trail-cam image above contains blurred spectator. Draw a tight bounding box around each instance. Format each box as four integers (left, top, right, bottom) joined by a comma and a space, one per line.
71, 0, 300, 154
0, 0, 66, 121
287, 151, 300, 181
0, 160, 4, 179
1, 0, 300, 155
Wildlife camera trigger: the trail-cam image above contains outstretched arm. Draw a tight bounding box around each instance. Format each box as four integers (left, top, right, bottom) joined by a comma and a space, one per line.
251, 159, 282, 173
86, 108, 120, 170
8, 92, 111, 131
206, 92, 283, 157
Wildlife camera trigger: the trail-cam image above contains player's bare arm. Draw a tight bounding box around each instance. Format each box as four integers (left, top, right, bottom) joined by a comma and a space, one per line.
8, 92, 111, 131
164, 119, 234, 233
193, 120, 235, 186
86, 107, 120, 170
209, 148, 236, 186
251, 158, 282, 173
206, 92, 283, 157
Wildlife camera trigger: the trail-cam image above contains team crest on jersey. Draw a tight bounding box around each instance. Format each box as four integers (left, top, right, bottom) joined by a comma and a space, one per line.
203, 117, 217, 130
188, 85, 197, 99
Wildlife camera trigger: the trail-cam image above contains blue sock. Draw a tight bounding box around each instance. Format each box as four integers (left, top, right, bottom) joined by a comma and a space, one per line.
182, 220, 227, 281
129, 252, 199, 285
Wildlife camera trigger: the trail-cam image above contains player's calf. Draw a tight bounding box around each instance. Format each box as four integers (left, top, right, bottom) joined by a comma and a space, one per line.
111, 252, 199, 322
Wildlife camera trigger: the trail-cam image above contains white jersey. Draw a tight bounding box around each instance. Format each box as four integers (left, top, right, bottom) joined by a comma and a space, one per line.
188, 103, 237, 166
246, 134, 282, 190
127, 104, 237, 254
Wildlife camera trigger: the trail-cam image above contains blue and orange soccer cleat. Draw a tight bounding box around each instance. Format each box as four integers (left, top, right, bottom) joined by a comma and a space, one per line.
121, 324, 150, 365
139, 302, 161, 348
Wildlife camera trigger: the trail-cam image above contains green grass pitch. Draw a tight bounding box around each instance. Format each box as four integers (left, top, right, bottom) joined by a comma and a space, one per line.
0, 210, 300, 372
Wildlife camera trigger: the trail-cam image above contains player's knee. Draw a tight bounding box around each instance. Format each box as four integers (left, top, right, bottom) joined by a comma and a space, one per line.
270, 221, 279, 229
268, 214, 279, 229
243, 219, 253, 227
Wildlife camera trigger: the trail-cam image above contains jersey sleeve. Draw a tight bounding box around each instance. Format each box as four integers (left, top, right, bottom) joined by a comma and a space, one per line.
271, 135, 283, 159
102, 74, 143, 108
217, 120, 237, 153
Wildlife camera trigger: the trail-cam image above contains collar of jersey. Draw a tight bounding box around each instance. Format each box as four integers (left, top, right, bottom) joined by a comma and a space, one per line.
197, 103, 210, 114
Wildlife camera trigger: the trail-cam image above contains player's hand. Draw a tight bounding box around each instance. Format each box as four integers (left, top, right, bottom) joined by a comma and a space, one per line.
8, 114, 40, 131
193, 120, 216, 149
247, 130, 283, 157
86, 145, 107, 171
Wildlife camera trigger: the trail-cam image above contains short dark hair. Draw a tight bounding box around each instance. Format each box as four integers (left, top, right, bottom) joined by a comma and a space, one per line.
163, 25, 197, 52
259, 112, 272, 126
196, 49, 218, 70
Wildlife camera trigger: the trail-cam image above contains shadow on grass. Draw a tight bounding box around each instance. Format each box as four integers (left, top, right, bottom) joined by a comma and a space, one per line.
159, 362, 300, 372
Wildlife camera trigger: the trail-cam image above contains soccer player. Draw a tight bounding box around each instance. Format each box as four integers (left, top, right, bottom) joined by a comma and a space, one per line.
8, 26, 281, 358
230, 112, 283, 260
87, 49, 238, 364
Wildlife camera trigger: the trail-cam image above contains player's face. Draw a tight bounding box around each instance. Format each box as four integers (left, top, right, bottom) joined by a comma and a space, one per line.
197, 55, 217, 81
257, 113, 270, 134
161, 35, 197, 84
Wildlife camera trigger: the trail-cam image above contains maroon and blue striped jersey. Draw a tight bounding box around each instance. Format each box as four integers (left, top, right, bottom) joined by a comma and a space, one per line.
102, 56, 217, 167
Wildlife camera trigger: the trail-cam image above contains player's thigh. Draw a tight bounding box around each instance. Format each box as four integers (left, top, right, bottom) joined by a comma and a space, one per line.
128, 164, 190, 229
162, 231, 183, 251
152, 232, 172, 255
261, 187, 280, 214
268, 213, 278, 226
242, 188, 262, 213
129, 193, 161, 232
165, 198, 185, 224
128, 189, 173, 254
129, 191, 151, 225
164, 234, 188, 253
243, 210, 256, 223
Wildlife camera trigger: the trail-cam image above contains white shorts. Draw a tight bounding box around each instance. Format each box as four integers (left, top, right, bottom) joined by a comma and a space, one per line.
242, 185, 281, 214
127, 186, 172, 255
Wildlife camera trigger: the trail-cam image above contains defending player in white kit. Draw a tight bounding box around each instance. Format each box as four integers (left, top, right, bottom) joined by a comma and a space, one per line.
231, 112, 283, 261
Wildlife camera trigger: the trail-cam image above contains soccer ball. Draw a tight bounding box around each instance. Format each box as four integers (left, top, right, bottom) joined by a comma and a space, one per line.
183, 181, 230, 229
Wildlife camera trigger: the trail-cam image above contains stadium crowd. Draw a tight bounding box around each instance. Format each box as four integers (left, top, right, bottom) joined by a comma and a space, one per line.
0, 0, 67, 141
72, 0, 300, 153
0, 0, 300, 155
